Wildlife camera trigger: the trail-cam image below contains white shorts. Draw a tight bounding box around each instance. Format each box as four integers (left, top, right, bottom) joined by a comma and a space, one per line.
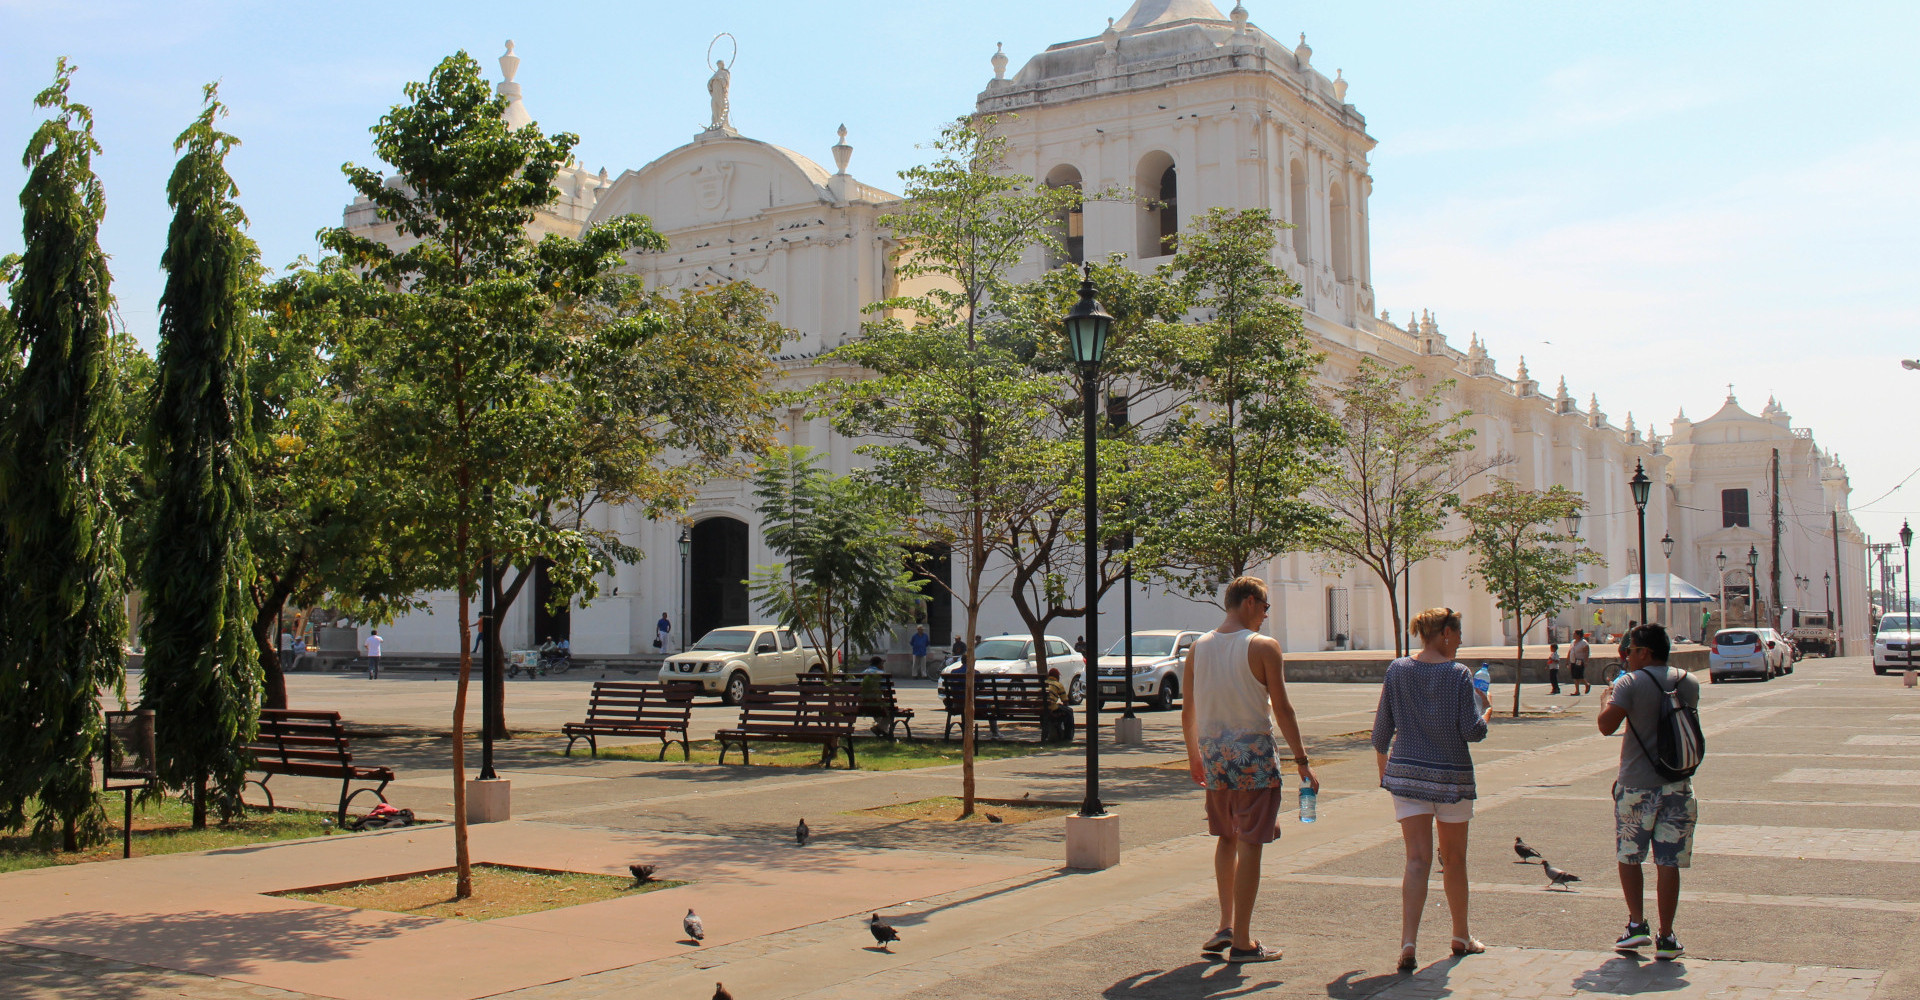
1392, 794, 1474, 824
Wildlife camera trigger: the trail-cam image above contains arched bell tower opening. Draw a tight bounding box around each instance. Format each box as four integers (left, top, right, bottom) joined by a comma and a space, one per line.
1044, 164, 1085, 267
1136, 151, 1177, 259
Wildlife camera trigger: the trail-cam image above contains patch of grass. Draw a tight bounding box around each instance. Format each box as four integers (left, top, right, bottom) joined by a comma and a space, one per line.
850, 796, 1077, 824
277, 863, 684, 920
542, 737, 1058, 771
0, 796, 344, 874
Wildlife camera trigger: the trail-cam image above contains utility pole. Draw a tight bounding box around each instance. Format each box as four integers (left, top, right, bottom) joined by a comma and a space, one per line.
1832, 509, 1846, 655
1770, 448, 1783, 629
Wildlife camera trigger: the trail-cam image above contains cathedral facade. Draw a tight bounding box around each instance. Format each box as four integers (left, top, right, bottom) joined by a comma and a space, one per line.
355, 1, 1869, 661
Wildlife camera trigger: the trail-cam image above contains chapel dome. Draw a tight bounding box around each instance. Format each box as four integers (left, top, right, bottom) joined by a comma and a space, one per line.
1111, 0, 1231, 32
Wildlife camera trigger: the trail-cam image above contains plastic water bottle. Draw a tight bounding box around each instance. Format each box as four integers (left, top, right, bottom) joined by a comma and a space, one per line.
1299, 786, 1317, 823
1474, 663, 1493, 708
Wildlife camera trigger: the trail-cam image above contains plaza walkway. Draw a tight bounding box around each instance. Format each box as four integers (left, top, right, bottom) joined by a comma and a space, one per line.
2, 656, 1914, 999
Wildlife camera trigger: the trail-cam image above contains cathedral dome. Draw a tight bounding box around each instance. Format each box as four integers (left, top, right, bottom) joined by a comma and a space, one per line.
1111, 0, 1231, 33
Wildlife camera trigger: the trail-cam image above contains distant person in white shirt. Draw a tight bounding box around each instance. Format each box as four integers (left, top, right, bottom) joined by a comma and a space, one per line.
365, 629, 383, 680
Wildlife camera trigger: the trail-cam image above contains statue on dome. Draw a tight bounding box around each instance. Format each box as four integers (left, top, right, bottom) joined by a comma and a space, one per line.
708, 59, 731, 131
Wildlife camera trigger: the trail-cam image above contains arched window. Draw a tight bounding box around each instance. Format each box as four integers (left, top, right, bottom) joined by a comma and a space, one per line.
1044, 164, 1084, 267
1136, 151, 1177, 258
1288, 157, 1310, 261
1328, 181, 1351, 281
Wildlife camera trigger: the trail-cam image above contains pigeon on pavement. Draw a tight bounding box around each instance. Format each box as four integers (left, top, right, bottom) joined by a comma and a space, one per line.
869, 913, 901, 950
1514, 837, 1544, 863
684, 908, 705, 942
1541, 862, 1582, 890
628, 863, 656, 884
984, 812, 1003, 824
713, 983, 734, 1000
796, 818, 810, 847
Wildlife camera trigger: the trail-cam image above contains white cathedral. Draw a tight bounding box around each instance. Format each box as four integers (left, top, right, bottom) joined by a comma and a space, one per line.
351, 0, 1869, 663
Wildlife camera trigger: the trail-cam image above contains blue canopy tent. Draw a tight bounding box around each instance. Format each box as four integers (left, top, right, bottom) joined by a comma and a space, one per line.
1583, 574, 1716, 604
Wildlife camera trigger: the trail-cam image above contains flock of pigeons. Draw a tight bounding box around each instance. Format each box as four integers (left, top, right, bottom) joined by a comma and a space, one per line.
1514, 837, 1583, 890
626, 818, 904, 1000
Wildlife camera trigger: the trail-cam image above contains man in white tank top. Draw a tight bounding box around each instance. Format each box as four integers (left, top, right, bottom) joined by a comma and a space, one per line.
1181, 576, 1318, 964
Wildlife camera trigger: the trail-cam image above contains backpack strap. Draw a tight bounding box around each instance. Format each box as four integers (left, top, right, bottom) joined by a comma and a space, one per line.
1622, 668, 1663, 763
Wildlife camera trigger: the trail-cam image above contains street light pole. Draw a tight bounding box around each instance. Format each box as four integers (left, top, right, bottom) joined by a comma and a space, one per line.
1748, 546, 1762, 628
1716, 550, 1728, 638
678, 526, 691, 653
1902, 521, 1913, 673
1660, 532, 1675, 632
1630, 461, 1652, 624
1063, 269, 1113, 821
1824, 571, 1833, 651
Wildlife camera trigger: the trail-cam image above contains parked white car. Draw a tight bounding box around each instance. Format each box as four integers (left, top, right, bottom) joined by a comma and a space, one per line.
1709, 627, 1790, 683
1872, 613, 1919, 675
941, 634, 1087, 705
1096, 629, 1204, 712
657, 626, 828, 704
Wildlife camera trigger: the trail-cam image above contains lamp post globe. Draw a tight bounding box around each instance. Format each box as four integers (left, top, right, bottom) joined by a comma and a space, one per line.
1064, 267, 1114, 821
678, 526, 692, 653
1660, 532, 1675, 630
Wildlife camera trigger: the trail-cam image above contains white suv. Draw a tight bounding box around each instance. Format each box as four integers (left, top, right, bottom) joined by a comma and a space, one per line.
658, 626, 827, 704
1096, 629, 1203, 711
1709, 627, 1790, 683
1873, 614, 1919, 675
940, 634, 1087, 704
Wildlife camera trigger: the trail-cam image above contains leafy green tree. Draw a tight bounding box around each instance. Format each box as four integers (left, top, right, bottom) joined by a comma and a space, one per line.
320, 51, 665, 896
1133, 209, 1341, 599
748, 447, 922, 669
1311, 359, 1509, 655
0, 61, 129, 851
1457, 479, 1599, 716
137, 86, 262, 829
822, 118, 1077, 816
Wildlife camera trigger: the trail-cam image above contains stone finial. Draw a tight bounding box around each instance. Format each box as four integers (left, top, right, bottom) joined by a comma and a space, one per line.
1516, 356, 1530, 380
1104, 18, 1120, 52
1231, 3, 1249, 34
1554, 377, 1575, 415
498, 41, 531, 131
1625, 412, 1637, 439
1333, 69, 1348, 103
991, 42, 1008, 80
597, 166, 610, 189
831, 124, 852, 175
1295, 33, 1312, 68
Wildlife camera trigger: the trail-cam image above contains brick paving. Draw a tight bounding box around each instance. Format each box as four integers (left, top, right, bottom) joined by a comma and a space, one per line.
1694, 824, 1920, 862
1370, 948, 1880, 1000
1845, 734, 1920, 745
1773, 767, 1920, 786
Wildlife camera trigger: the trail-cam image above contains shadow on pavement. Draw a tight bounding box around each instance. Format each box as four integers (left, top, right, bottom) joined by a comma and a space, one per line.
10, 905, 429, 976
1572, 956, 1690, 994
1327, 968, 1420, 998
1103, 961, 1273, 998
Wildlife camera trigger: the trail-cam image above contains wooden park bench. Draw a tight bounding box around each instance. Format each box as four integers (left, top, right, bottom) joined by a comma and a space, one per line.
562, 681, 697, 760
243, 709, 394, 824
804, 673, 915, 739
939, 674, 1068, 743
715, 682, 860, 769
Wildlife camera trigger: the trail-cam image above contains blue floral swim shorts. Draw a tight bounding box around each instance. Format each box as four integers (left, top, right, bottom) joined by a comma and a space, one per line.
1613, 780, 1697, 868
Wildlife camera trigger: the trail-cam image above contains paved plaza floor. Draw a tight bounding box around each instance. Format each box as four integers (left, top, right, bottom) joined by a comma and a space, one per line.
3, 656, 1915, 999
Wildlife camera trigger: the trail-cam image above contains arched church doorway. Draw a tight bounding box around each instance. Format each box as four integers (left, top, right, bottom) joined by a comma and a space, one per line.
910, 544, 953, 645
690, 516, 751, 643
532, 557, 571, 645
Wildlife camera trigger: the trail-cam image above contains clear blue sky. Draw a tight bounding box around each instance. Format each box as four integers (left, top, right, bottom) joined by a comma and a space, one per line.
5, 0, 1916, 561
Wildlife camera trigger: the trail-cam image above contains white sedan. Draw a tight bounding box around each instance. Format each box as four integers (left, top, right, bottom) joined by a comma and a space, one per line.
941, 634, 1087, 705
1709, 627, 1790, 682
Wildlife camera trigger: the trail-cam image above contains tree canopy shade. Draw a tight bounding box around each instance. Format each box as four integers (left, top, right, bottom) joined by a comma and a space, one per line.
0, 61, 129, 851
1457, 479, 1599, 716
137, 85, 262, 830
1310, 358, 1510, 655
821, 118, 1079, 816
320, 50, 667, 896
1131, 208, 1341, 600
749, 446, 922, 668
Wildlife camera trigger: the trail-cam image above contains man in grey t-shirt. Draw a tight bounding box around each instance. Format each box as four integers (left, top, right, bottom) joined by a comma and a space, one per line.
1597, 623, 1699, 961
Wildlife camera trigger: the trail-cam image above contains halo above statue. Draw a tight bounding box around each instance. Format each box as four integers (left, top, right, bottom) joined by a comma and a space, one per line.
706, 32, 738, 71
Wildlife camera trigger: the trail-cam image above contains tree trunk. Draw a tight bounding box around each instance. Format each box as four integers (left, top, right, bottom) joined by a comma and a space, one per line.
251, 577, 295, 711
1511, 609, 1525, 718
483, 562, 530, 739
191, 775, 208, 830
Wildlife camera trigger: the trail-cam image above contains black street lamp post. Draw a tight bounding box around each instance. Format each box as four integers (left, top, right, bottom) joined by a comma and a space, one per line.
1064, 269, 1113, 819
1747, 546, 1762, 627
1660, 531, 1675, 630
1630, 461, 1652, 623
678, 526, 692, 652
1716, 549, 1728, 636
1902, 521, 1913, 672
479, 531, 497, 780
1824, 571, 1833, 649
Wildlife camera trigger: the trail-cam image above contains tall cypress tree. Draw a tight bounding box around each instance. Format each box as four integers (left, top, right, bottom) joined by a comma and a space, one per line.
139, 85, 260, 829
0, 60, 128, 851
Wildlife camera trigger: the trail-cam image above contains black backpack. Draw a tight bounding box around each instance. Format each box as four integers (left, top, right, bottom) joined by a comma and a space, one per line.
1626, 666, 1706, 782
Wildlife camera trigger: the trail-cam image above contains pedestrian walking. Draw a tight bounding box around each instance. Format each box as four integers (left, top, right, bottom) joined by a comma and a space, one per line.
1180, 576, 1317, 964
655, 612, 673, 652
1547, 642, 1562, 694
364, 628, 383, 680
910, 625, 931, 678
1598, 623, 1700, 961
1569, 630, 1591, 695
1371, 607, 1492, 972
1613, 621, 1637, 683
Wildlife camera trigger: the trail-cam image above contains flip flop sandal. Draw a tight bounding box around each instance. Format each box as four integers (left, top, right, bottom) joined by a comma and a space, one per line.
1451, 937, 1486, 956
1226, 942, 1282, 963
1201, 928, 1234, 954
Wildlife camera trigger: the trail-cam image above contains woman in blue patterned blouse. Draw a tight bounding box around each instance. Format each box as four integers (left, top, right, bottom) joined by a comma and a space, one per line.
1372, 607, 1492, 972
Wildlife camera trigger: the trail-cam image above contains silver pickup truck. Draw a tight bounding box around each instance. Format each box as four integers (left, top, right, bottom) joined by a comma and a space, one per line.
657, 625, 829, 704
